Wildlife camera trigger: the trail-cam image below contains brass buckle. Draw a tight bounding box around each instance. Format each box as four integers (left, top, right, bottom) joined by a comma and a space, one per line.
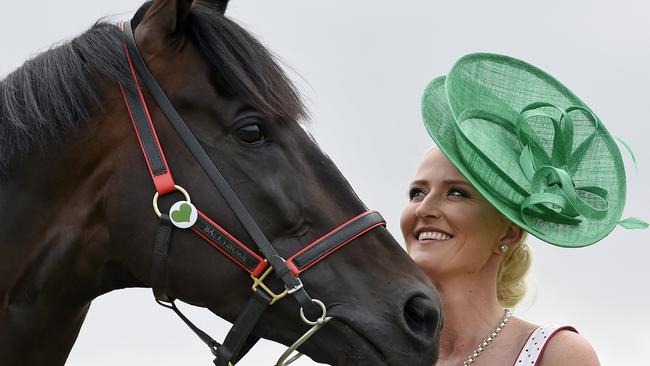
251, 266, 288, 305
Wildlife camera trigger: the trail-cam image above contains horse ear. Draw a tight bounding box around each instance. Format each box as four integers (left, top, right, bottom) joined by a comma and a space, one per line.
137, 0, 194, 36
196, 0, 229, 14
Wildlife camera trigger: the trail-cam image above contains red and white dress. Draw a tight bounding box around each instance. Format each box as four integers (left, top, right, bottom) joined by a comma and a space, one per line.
513, 325, 577, 365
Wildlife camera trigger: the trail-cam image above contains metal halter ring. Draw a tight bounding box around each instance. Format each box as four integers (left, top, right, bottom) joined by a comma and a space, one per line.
152, 185, 192, 217
299, 298, 328, 326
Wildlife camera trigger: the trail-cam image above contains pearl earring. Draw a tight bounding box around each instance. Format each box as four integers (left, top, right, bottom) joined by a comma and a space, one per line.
499, 243, 509, 253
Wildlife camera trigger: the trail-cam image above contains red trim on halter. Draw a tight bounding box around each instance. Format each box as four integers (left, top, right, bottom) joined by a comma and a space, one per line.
191, 211, 268, 275
118, 19, 384, 283
250, 261, 269, 278
119, 21, 175, 195
119, 84, 175, 195
286, 261, 300, 277
286, 211, 384, 276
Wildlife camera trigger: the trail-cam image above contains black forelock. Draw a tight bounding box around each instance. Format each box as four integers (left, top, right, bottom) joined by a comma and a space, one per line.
186, 3, 306, 122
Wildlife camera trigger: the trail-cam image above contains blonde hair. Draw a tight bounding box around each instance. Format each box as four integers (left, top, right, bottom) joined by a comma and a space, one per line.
497, 232, 532, 308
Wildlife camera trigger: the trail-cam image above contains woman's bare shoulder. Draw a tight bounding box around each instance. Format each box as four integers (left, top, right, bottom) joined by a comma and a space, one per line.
508, 317, 538, 340
538, 330, 600, 366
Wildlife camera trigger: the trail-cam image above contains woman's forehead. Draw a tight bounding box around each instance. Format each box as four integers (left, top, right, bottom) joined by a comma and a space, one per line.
415, 147, 467, 183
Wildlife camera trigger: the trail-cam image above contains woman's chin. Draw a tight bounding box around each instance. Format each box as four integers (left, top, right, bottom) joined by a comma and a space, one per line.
410, 250, 442, 272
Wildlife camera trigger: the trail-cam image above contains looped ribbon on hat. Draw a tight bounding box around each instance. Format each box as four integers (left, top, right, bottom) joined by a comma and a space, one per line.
456, 102, 648, 234
515, 102, 608, 232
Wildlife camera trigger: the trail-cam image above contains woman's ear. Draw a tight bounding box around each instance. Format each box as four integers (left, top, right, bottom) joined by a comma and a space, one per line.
494, 222, 524, 254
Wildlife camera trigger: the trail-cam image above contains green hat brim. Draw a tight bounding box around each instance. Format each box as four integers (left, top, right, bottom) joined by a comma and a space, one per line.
421, 53, 626, 247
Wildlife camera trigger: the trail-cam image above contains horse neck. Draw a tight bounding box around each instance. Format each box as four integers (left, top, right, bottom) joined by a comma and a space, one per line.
0, 86, 138, 365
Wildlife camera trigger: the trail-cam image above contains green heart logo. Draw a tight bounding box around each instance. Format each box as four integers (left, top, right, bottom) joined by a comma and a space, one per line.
171, 202, 192, 223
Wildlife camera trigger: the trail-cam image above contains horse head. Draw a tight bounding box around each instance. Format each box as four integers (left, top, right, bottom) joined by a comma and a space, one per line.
0, 1, 441, 365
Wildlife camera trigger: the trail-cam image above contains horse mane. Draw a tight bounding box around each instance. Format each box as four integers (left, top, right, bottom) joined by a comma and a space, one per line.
0, 2, 306, 175
0, 22, 129, 174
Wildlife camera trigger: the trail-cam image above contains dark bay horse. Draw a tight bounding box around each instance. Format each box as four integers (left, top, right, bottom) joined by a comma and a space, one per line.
0, 1, 441, 365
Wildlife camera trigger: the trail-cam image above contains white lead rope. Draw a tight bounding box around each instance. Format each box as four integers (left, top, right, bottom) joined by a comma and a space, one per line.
275, 299, 332, 366
275, 316, 333, 366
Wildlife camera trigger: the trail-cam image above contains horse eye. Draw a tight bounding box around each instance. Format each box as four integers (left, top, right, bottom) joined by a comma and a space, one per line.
236, 123, 266, 145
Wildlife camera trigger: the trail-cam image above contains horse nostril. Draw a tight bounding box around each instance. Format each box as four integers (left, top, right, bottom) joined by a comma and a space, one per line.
403, 294, 438, 337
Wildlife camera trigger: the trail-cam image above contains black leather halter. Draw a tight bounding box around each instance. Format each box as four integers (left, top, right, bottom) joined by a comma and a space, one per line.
118, 20, 385, 365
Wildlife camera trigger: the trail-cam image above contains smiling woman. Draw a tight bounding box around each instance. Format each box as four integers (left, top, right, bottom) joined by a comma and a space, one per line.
401, 52, 647, 366
2, 1, 649, 365
402, 148, 527, 287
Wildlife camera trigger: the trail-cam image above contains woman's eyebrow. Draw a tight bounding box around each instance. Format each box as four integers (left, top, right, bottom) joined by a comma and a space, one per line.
410, 179, 428, 186
443, 179, 471, 186
410, 179, 472, 188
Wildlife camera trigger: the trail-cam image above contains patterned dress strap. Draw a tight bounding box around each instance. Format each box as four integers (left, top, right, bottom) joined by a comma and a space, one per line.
512, 325, 577, 366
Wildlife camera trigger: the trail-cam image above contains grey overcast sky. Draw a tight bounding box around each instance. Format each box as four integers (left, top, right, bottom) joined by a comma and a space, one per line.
1, 1, 648, 365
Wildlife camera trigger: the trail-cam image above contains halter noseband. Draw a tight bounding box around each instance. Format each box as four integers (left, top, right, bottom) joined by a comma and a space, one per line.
118, 20, 385, 366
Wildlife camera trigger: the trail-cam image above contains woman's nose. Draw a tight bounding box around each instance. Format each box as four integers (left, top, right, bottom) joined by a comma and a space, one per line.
414, 193, 442, 219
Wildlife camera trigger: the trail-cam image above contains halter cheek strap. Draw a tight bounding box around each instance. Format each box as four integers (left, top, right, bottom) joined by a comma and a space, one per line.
119, 46, 175, 195
118, 19, 386, 366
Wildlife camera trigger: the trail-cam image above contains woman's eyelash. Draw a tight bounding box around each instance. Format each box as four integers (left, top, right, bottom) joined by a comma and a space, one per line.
408, 187, 425, 200
408, 186, 469, 200
448, 187, 468, 197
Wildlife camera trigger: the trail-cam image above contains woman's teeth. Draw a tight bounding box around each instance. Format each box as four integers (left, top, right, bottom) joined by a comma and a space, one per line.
418, 231, 452, 241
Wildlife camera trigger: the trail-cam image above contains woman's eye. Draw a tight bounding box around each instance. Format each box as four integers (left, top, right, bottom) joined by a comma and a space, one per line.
448, 188, 468, 198
408, 188, 426, 201
236, 122, 266, 145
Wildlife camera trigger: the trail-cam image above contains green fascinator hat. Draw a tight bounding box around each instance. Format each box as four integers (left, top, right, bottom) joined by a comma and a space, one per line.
422, 53, 647, 248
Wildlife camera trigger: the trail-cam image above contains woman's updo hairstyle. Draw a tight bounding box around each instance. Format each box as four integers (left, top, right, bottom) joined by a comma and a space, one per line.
497, 232, 532, 308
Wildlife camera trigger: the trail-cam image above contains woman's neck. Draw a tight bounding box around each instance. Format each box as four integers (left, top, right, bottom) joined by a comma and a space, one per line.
432, 269, 506, 363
